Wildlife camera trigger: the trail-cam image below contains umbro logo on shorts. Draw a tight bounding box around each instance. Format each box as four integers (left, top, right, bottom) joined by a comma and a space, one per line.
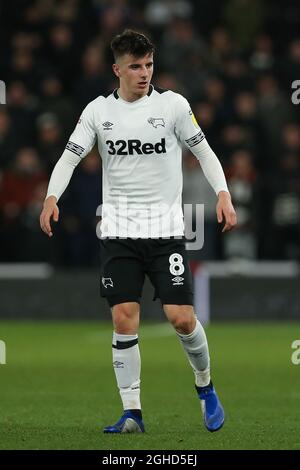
102, 277, 114, 288
172, 276, 184, 285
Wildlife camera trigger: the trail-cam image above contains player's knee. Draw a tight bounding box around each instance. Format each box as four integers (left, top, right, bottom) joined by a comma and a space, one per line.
173, 317, 195, 334
112, 302, 139, 333
167, 306, 196, 334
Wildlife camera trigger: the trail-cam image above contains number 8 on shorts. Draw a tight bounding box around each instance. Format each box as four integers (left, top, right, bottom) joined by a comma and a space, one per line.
169, 253, 185, 276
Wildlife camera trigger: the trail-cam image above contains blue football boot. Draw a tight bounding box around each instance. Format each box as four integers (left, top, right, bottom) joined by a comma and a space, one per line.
195, 381, 225, 432
103, 410, 145, 434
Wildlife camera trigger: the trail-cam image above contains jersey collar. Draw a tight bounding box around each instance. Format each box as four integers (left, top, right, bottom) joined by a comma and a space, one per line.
113, 84, 154, 102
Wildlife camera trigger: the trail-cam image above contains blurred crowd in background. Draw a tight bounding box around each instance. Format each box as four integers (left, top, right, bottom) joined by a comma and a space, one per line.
0, 0, 300, 266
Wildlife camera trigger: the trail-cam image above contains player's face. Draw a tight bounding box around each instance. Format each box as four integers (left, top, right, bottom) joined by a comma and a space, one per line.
113, 53, 154, 100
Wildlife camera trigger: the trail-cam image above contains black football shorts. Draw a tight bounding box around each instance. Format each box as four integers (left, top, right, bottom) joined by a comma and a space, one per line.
99, 238, 194, 307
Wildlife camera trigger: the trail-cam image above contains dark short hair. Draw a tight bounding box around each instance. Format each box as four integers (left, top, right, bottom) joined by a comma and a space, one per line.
111, 29, 155, 61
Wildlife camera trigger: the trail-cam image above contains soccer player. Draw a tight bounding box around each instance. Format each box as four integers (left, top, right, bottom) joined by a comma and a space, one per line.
40, 30, 237, 434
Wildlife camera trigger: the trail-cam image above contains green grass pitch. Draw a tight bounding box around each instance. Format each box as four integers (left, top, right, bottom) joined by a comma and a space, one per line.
0, 320, 300, 450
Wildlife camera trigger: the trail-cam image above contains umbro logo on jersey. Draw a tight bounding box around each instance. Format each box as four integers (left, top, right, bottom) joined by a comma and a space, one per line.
103, 121, 114, 130
172, 276, 184, 285
102, 277, 114, 288
148, 117, 165, 128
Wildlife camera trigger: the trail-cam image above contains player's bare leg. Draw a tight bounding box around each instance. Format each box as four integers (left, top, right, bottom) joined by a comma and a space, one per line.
103, 302, 145, 433
112, 301, 140, 335
163, 304, 225, 432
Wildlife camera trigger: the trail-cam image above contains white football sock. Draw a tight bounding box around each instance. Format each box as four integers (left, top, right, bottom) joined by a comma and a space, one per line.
112, 332, 141, 410
177, 319, 211, 387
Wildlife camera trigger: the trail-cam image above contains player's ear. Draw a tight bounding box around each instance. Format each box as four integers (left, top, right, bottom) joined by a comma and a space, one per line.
112, 63, 120, 78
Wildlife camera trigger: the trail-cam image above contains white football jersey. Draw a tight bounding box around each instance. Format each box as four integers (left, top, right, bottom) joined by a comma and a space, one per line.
67, 85, 205, 237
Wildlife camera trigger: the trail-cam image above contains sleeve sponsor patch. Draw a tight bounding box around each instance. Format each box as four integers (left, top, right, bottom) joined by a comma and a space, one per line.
185, 130, 205, 147
66, 141, 85, 157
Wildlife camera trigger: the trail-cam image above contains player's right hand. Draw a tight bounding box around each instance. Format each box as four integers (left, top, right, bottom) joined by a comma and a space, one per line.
40, 196, 59, 237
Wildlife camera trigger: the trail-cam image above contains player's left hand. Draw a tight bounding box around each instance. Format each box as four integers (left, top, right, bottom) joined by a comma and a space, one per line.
216, 191, 237, 233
